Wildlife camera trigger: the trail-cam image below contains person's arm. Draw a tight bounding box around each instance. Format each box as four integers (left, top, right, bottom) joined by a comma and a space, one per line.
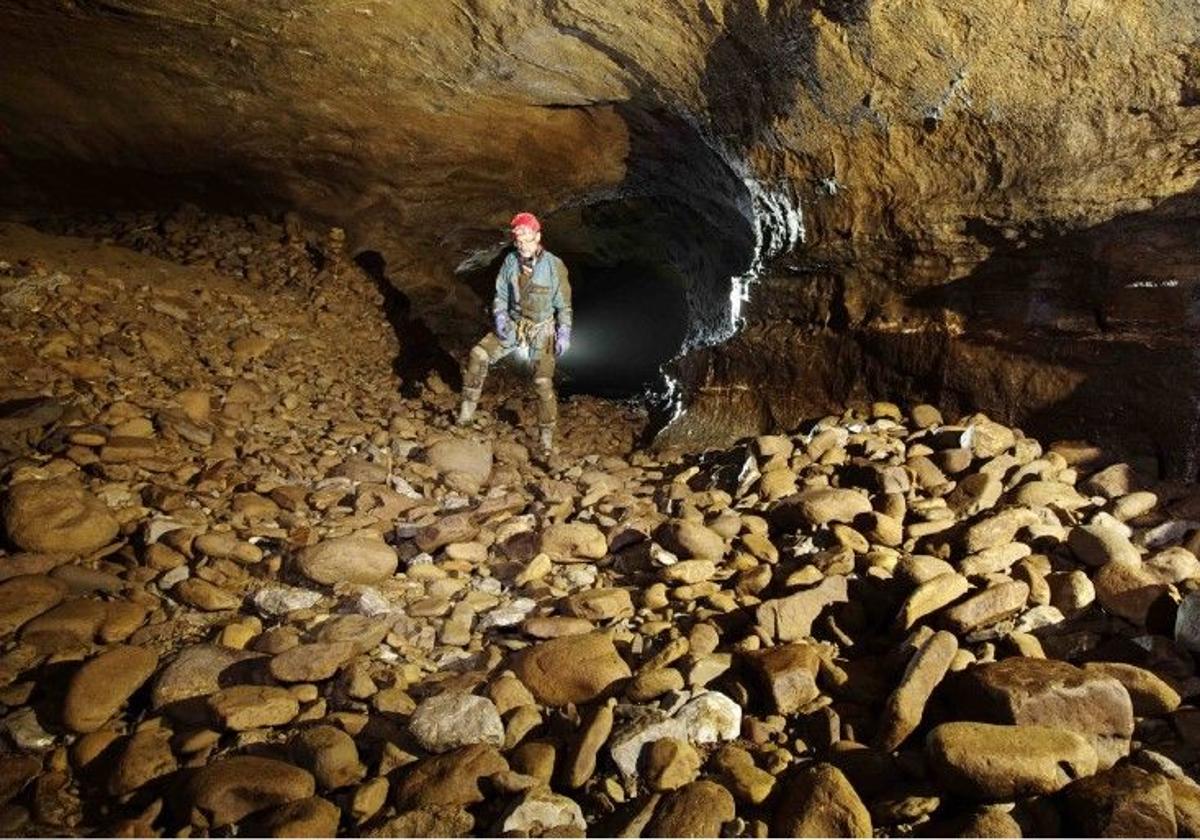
551, 257, 572, 329
494, 255, 514, 338
552, 256, 572, 354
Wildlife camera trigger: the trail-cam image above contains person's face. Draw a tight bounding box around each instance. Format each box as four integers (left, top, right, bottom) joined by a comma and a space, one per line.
513, 226, 540, 258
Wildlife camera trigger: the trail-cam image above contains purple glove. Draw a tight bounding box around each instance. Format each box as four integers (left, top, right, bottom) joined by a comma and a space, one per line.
494, 312, 511, 341
555, 325, 571, 356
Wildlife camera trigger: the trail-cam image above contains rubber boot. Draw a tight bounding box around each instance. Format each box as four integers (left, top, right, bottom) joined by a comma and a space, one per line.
538, 425, 554, 454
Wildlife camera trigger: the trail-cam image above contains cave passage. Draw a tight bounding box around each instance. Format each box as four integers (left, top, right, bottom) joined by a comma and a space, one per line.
555, 255, 689, 399
445, 106, 760, 406
455, 186, 755, 404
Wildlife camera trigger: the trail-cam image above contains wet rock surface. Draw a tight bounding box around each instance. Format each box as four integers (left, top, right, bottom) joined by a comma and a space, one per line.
1, 216, 1200, 837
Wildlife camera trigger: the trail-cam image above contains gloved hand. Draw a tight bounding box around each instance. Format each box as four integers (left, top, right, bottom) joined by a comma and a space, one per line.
494, 311, 512, 341
555, 325, 571, 356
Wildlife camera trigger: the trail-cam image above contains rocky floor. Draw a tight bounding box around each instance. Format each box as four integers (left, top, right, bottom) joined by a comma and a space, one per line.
1, 210, 1200, 837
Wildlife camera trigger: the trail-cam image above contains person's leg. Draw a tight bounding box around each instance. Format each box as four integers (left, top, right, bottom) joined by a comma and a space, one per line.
459, 333, 506, 424
532, 345, 558, 451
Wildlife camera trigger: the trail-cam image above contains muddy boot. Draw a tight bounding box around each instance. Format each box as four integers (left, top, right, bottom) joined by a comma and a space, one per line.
457, 383, 481, 426
457, 398, 477, 426
538, 425, 554, 455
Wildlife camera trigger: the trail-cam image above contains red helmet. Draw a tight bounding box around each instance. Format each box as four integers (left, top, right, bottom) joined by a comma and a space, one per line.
510, 212, 541, 233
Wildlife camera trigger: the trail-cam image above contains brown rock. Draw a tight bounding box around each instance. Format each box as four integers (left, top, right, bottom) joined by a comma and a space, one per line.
659, 520, 727, 561
565, 700, 614, 789
3, 476, 119, 555
711, 745, 775, 805
646, 779, 735, 837
1060, 764, 1176, 837
393, 744, 508, 809
109, 727, 177, 796
369, 807, 474, 837
946, 472, 1004, 517
99, 600, 148, 642
539, 522, 607, 560
759, 468, 798, 502
1169, 778, 1200, 836
628, 668, 686, 701
953, 657, 1134, 769
1068, 523, 1142, 567
208, 685, 300, 730
563, 587, 634, 621
511, 741, 557, 786
1011, 479, 1089, 510
487, 674, 536, 715
0, 755, 40, 806
660, 558, 717, 584
876, 630, 958, 752
755, 575, 849, 642
415, 513, 479, 554
521, 615, 595, 639
0, 575, 68, 636
511, 632, 630, 706
290, 725, 365, 790
1080, 661, 1181, 716
963, 509, 1039, 553
62, 644, 159, 733
177, 755, 316, 828
174, 578, 241, 611
742, 643, 821, 714
927, 721, 1097, 799
296, 536, 397, 585
19, 597, 107, 647
1046, 570, 1095, 616
152, 644, 266, 716
316, 614, 391, 654
1094, 559, 1174, 625
425, 438, 493, 492
771, 488, 873, 529
941, 580, 1029, 633
772, 762, 872, 838
643, 738, 702, 791
269, 642, 354, 683
897, 573, 970, 630
251, 795, 341, 838
946, 808, 1023, 838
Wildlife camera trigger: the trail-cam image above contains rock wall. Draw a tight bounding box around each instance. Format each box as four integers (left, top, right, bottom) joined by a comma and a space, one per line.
2, 0, 1199, 469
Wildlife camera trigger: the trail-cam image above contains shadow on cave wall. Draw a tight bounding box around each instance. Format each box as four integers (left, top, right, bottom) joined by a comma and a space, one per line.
354, 250, 462, 397
699, 0, 821, 145
698, 0, 874, 145
905, 187, 1200, 478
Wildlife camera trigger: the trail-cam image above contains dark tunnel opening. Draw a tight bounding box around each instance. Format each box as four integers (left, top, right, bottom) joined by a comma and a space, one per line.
554, 254, 689, 400
458, 243, 691, 401
454, 189, 752, 402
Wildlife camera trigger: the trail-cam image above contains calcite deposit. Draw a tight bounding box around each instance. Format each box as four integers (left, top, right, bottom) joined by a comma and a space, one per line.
1, 212, 1200, 836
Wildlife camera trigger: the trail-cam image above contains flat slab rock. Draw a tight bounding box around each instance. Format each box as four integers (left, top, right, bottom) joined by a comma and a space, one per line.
511, 632, 631, 706
926, 721, 1098, 799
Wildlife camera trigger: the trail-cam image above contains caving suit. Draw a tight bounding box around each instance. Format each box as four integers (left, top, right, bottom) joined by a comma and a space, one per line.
461, 247, 572, 444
